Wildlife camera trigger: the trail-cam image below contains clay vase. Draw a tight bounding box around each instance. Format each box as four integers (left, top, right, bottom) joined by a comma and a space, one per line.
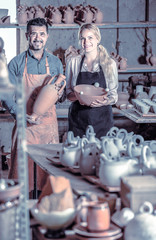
146, 53, 151, 65
106, 126, 119, 138
32, 74, 66, 116
149, 54, 156, 66
101, 136, 120, 160
62, 6, 74, 24
34, 6, 45, 18
99, 154, 140, 187
119, 57, 127, 70
92, 7, 103, 23
142, 145, 156, 169
65, 131, 80, 146
27, 7, 35, 21
49, 8, 62, 24
84, 6, 94, 23
79, 138, 100, 176
17, 10, 28, 24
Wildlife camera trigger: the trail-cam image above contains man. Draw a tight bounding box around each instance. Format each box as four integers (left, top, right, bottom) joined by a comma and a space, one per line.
4, 18, 65, 197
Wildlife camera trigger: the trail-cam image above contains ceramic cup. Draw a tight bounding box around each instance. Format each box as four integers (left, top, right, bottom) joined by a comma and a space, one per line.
87, 201, 110, 232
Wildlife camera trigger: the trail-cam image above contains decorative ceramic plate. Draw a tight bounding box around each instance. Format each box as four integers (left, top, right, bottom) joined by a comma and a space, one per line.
74, 222, 122, 238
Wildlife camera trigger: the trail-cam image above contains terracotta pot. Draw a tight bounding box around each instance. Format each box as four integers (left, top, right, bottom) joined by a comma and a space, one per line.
119, 57, 127, 70
87, 201, 110, 232
149, 54, 156, 66
62, 6, 74, 24
32, 74, 66, 116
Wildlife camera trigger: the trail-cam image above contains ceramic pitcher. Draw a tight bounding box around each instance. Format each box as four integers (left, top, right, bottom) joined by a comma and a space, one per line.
99, 154, 140, 187
79, 137, 100, 176
60, 138, 81, 167
101, 136, 120, 160
32, 74, 66, 116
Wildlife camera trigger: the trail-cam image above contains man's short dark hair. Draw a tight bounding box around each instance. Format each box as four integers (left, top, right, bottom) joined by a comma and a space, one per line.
27, 18, 48, 33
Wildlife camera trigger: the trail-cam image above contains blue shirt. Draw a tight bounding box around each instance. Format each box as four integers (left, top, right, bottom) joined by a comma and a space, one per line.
3, 49, 63, 118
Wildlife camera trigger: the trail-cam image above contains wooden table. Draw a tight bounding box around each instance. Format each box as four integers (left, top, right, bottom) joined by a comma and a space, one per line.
32, 226, 123, 240
27, 144, 109, 195
119, 108, 156, 123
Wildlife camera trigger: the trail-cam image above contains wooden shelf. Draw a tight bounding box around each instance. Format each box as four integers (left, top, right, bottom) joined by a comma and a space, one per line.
118, 65, 156, 73
0, 21, 156, 29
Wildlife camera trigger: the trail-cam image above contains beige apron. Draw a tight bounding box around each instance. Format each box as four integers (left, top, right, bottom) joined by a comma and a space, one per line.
8, 55, 59, 192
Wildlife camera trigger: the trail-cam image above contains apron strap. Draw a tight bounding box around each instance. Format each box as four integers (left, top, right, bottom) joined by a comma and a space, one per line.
45, 57, 50, 75
23, 51, 50, 75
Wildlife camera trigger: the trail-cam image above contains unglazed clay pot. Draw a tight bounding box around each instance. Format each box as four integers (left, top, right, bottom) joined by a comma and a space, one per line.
49, 8, 62, 24
79, 138, 100, 176
87, 201, 110, 232
149, 54, 156, 66
60, 139, 81, 167
62, 6, 74, 24
32, 74, 66, 116
119, 57, 127, 70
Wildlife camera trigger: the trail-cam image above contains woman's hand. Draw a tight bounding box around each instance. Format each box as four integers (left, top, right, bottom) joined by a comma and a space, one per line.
90, 96, 110, 107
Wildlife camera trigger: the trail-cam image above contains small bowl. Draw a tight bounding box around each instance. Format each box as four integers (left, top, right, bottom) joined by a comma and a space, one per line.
74, 84, 107, 106
31, 205, 76, 230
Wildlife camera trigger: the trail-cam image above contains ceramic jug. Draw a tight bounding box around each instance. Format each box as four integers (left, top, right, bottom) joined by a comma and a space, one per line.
113, 137, 127, 155
17, 9, 28, 24
85, 125, 101, 149
65, 131, 80, 146
79, 138, 100, 176
101, 136, 120, 160
119, 57, 127, 70
149, 54, 156, 66
99, 154, 140, 187
106, 126, 119, 138
62, 6, 74, 24
49, 8, 62, 24
149, 86, 156, 99
141, 145, 156, 169
34, 6, 45, 18
91, 7, 103, 24
32, 74, 66, 117
60, 138, 81, 167
127, 134, 144, 158
27, 6, 35, 20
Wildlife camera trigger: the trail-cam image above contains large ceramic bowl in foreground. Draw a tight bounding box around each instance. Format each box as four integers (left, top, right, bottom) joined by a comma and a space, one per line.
74, 84, 107, 106
31, 205, 76, 230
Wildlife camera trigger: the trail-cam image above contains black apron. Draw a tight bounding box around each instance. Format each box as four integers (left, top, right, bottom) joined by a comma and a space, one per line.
68, 57, 114, 139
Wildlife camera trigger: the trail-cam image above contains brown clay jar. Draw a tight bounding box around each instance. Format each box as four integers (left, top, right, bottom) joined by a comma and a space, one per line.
32, 74, 66, 116
87, 201, 110, 232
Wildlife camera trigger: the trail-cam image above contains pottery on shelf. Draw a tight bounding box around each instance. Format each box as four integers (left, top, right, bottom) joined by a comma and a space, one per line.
119, 57, 127, 70
79, 138, 100, 176
62, 6, 75, 24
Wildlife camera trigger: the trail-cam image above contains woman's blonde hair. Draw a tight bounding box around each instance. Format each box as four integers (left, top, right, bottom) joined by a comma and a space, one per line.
78, 23, 115, 82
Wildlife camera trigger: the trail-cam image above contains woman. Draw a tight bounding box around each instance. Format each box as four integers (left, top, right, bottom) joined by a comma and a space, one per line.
65, 23, 118, 139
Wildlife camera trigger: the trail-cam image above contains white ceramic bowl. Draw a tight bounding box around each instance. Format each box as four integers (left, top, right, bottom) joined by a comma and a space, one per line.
74, 84, 107, 106
31, 205, 76, 230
